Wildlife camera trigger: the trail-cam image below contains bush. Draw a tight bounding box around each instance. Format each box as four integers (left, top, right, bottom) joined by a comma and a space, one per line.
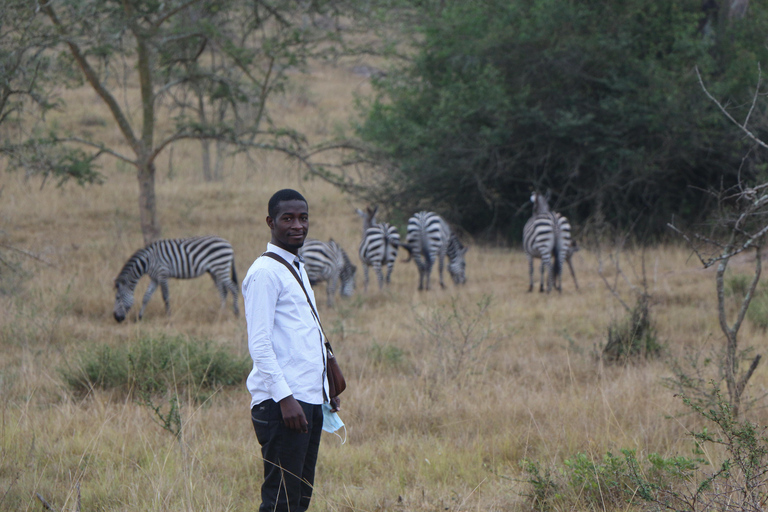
747, 290, 768, 330
61, 334, 250, 400
521, 389, 768, 512
602, 293, 662, 363
521, 450, 697, 511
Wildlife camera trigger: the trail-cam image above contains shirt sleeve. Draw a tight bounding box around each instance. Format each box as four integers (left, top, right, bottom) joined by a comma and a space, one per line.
243, 267, 292, 402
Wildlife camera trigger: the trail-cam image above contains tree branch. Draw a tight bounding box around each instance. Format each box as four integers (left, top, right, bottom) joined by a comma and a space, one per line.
696, 65, 768, 151
40, 1, 140, 153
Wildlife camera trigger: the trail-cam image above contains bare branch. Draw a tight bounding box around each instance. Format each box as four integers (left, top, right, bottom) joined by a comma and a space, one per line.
696, 66, 768, 151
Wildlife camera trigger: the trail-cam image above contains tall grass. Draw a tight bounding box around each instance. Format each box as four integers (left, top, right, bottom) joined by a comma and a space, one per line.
2, 63, 768, 511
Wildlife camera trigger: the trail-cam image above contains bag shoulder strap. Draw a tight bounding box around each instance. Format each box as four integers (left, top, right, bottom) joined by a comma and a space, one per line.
262, 251, 335, 354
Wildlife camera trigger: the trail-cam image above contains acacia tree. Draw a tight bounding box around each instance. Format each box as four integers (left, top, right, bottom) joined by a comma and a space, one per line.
0, 0, 103, 186
31, 0, 361, 244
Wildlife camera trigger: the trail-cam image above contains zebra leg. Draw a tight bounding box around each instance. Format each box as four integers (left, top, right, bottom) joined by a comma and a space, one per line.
223, 278, 240, 316
437, 253, 445, 289
527, 255, 534, 293
363, 265, 370, 292
385, 261, 394, 286
159, 278, 171, 315
139, 279, 159, 319
540, 257, 548, 293
373, 261, 384, 290
327, 273, 338, 308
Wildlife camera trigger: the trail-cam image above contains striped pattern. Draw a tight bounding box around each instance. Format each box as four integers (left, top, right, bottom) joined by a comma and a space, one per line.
356, 206, 400, 291
299, 238, 357, 307
555, 212, 579, 290
113, 235, 238, 321
523, 192, 561, 293
404, 211, 467, 290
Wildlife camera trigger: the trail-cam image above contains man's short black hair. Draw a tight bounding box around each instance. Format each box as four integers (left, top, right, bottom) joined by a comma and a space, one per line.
268, 189, 308, 219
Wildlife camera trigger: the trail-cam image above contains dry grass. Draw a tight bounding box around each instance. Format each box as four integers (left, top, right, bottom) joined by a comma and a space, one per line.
2, 62, 768, 511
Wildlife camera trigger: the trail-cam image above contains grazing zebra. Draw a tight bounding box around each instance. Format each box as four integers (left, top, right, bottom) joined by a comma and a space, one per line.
523, 192, 562, 293
403, 211, 468, 290
355, 206, 401, 291
555, 212, 579, 290
113, 235, 239, 322
299, 238, 357, 307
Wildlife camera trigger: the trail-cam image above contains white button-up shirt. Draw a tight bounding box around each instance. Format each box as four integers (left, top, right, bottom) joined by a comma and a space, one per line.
243, 243, 327, 408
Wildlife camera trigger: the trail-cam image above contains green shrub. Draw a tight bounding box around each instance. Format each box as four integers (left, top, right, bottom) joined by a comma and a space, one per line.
603, 294, 662, 363
368, 342, 404, 368
726, 273, 751, 299
747, 291, 768, 330
521, 449, 697, 511
61, 334, 250, 400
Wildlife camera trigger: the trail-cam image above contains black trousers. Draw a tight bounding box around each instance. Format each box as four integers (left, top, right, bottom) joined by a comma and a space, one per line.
251, 399, 323, 512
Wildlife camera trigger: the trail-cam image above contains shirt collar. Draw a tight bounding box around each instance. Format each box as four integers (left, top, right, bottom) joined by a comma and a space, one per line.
266, 242, 302, 266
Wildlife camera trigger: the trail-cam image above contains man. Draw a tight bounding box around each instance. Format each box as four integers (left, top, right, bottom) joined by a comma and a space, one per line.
242, 189, 340, 512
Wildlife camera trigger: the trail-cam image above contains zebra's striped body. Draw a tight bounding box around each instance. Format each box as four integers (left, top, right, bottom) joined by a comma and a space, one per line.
113, 235, 238, 322
356, 206, 401, 291
299, 238, 357, 307
523, 193, 562, 293
555, 212, 579, 290
404, 211, 467, 290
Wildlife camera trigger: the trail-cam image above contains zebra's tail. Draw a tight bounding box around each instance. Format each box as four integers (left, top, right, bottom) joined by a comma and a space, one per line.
552, 234, 562, 290
231, 255, 239, 287
400, 242, 414, 262
421, 237, 432, 269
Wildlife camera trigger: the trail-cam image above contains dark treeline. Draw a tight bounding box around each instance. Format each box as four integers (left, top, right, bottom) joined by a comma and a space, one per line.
355, 0, 768, 243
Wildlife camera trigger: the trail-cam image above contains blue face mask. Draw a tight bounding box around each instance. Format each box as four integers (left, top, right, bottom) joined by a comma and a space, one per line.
322, 402, 346, 444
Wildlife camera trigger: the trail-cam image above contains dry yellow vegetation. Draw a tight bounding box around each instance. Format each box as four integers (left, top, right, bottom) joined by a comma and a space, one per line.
2, 62, 768, 511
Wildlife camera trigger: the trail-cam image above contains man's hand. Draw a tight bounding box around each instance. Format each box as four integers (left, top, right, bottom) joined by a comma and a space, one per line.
330, 396, 341, 413
279, 395, 308, 433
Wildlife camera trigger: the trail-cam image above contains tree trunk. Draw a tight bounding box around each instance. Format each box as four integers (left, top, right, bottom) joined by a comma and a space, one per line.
201, 139, 212, 182
137, 159, 160, 245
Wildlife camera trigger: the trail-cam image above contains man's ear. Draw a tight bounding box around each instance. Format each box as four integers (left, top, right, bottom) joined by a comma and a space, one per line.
266, 216, 274, 229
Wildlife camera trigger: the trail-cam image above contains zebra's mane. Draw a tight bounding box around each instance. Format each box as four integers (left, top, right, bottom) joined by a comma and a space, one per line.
115, 247, 150, 286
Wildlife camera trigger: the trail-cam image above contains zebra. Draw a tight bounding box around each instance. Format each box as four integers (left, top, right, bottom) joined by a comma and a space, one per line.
299, 238, 357, 307
113, 235, 239, 322
355, 206, 401, 291
402, 211, 468, 290
555, 212, 579, 291
523, 192, 562, 293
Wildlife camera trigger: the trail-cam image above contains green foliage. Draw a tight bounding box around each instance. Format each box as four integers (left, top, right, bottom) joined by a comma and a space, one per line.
368, 342, 404, 368
521, 449, 698, 511
746, 289, 768, 330
357, 0, 768, 241
726, 272, 752, 299
61, 334, 250, 401
630, 388, 768, 511
602, 293, 662, 363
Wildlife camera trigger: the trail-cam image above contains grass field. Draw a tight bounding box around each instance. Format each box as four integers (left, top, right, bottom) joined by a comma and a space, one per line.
2, 61, 768, 511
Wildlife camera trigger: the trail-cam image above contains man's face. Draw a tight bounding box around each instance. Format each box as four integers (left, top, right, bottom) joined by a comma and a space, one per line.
267, 199, 309, 254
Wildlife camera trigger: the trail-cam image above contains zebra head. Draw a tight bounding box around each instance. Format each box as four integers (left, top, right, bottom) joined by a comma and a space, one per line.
530, 192, 552, 216
340, 263, 357, 297
113, 276, 136, 322
447, 236, 468, 285
355, 206, 379, 231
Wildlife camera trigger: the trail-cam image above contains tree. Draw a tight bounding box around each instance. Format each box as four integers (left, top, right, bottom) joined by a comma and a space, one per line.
0, 0, 102, 187
24, 0, 367, 244
669, 67, 768, 417
354, 0, 768, 242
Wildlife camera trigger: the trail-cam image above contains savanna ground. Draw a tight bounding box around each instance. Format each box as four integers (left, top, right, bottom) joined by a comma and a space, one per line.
2, 62, 768, 512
